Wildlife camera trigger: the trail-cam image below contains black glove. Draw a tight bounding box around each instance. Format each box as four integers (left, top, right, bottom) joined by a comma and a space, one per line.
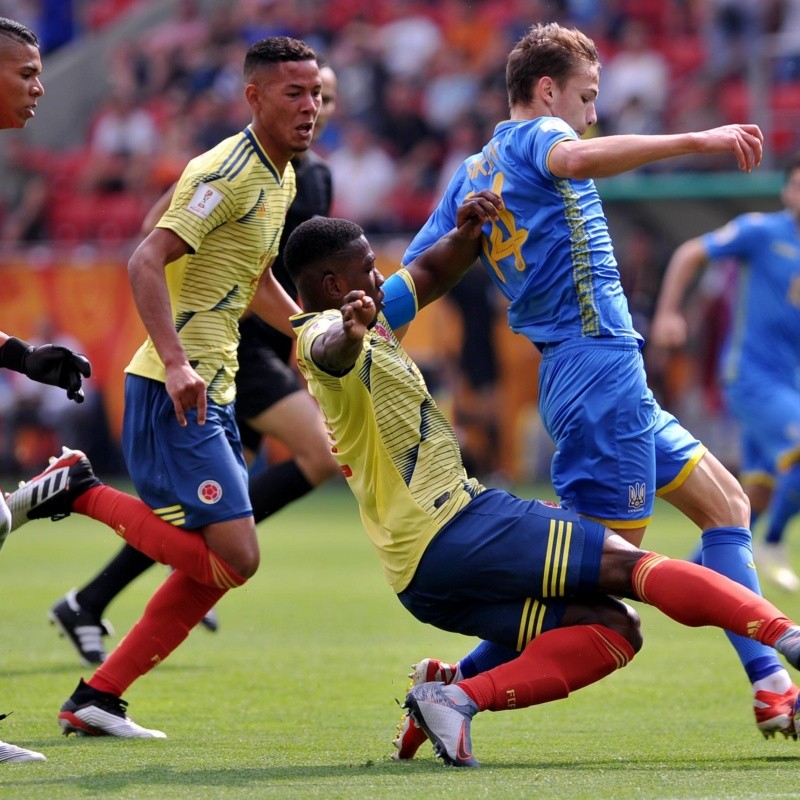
0, 336, 92, 403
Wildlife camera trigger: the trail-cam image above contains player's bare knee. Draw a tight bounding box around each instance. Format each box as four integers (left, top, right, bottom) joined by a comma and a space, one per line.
232, 548, 260, 579
596, 599, 642, 652
562, 597, 642, 652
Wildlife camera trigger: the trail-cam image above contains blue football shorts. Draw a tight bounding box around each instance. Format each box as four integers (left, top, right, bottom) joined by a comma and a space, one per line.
725, 375, 800, 477
397, 489, 605, 652
122, 374, 252, 529
539, 337, 704, 528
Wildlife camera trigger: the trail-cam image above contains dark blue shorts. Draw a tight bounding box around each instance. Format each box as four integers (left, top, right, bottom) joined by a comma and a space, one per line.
397, 489, 605, 652
122, 374, 252, 529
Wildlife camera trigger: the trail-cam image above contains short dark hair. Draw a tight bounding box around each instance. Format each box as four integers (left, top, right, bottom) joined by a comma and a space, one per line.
243, 36, 316, 81
506, 22, 599, 107
0, 17, 39, 48
284, 217, 364, 286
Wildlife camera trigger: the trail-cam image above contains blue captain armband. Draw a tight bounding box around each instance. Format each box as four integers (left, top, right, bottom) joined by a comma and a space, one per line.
381, 269, 418, 329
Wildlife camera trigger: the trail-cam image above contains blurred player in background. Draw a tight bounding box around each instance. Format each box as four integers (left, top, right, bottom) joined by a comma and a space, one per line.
651, 155, 800, 593
0, 16, 91, 763
285, 211, 800, 768
401, 21, 796, 739
7, 36, 321, 739
47, 62, 340, 662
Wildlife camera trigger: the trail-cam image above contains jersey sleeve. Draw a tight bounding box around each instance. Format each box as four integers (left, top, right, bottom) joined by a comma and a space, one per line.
702, 213, 763, 261
293, 310, 347, 384
157, 172, 239, 253
529, 117, 578, 179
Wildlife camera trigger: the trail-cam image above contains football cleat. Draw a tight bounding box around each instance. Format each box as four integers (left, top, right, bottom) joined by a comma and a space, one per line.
754, 684, 800, 739
58, 679, 166, 739
753, 542, 800, 593
774, 627, 800, 671
49, 590, 113, 666
409, 658, 461, 686
0, 740, 46, 763
199, 606, 219, 633
6, 447, 101, 532
392, 707, 430, 760
403, 682, 480, 768
392, 658, 460, 760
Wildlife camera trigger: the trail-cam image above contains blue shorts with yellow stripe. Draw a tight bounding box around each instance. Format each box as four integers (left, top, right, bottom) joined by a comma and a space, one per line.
397, 489, 605, 652
122, 374, 252, 529
725, 375, 800, 479
539, 337, 705, 529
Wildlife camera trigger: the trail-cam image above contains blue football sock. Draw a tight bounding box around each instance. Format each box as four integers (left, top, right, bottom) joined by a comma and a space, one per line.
701, 526, 785, 683
763, 463, 800, 545
459, 640, 518, 678
686, 542, 703, 565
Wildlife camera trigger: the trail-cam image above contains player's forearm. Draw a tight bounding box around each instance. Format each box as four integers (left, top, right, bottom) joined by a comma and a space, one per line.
655, 239, 708, 315
550, 133, 705, 179
410, 231, 482, 310
310, 325, 363, 375
249, 269, 301, 337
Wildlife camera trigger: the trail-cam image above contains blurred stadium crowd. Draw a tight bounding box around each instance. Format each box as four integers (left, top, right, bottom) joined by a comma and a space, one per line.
2, 0, 800, 242
0, 0, 798, 480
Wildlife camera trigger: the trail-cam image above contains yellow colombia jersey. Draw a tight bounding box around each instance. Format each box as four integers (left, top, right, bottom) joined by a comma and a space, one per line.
293, 309, 485, 592
126, 125, 296, 405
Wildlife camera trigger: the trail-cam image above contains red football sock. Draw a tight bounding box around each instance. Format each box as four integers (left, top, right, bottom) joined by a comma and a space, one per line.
458, 625, 635, 712
88, 569, 226, 696
74, 486, 245, 589
632, 552, 793, 645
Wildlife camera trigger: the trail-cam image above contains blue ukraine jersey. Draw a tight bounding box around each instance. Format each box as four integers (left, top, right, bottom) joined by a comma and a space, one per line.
702, 210, 800, 477
403, 117, 639, 348
703, 210, 800, 386
403, 116, 703, 525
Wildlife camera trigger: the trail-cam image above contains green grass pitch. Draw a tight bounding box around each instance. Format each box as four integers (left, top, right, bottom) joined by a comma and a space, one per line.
1, 479, 800, 799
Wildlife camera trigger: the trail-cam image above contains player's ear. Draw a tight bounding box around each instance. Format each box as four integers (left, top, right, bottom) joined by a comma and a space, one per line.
537, 76, 555, 104
322, 271, 342, 300
244, 82, 260, 112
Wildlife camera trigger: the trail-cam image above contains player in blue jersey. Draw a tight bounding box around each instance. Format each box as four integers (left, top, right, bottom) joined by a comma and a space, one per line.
283, 211, 800, 767
399, 21, 795, 740
651, 155, 800, 594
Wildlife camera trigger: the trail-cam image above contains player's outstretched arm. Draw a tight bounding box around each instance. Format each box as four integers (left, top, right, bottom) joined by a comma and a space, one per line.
650, 237, 710, 349
0, 331, 92, 403
549, 124, 763, 180
310, 291, 375, 375
407, 190, 502, 310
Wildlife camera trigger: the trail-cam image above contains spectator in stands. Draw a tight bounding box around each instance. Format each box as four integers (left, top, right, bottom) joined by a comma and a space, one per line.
328, 21, 386, 120
421, 49, 480, 134
82, 85, 160, 194
701, 0, 762, 80
596, 18, 668, 136
328, 117, 397, 231
376, 0, 442, 81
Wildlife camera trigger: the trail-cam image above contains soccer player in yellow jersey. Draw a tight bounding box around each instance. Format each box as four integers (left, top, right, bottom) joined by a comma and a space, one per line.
7, 36, 322, 738
284, 208, 800, 768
